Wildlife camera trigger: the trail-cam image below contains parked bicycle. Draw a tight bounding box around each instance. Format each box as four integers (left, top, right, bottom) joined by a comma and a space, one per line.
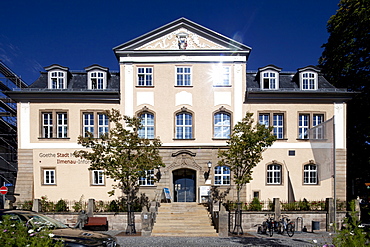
257, 213, 277, 237
277, 215, 295, 237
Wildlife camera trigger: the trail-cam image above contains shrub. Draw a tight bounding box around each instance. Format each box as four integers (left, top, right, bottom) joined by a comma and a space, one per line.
55, 199, 68, 212
249, 197, 262, 211
0, 215, 63, 246
298, 198, 310, 211
72, 195, 86, 212
20, 200, 33, 211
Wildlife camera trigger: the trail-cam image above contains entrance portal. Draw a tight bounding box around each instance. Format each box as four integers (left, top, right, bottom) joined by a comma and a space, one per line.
173, 169, 196, 202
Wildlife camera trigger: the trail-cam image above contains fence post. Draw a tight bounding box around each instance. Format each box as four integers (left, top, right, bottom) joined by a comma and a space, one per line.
218, 203, 228, 237
273, 198, 280, 219
32, 199, 41, 212
326, 198, 334, 232
141, 206, 152, 236
87, 199, 95, 217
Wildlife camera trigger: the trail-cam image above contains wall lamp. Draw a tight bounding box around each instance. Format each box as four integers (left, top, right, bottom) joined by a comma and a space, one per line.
155, 167, 162, 182
204, 161, 212, 181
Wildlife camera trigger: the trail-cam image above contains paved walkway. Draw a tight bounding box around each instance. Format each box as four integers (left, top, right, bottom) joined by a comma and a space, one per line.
105, 230, 335, 246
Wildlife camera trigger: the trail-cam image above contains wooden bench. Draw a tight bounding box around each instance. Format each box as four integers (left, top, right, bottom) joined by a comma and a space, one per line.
83, 217, 108, 231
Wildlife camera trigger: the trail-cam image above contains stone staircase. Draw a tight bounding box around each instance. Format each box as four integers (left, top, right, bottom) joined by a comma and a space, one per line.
151, 202, 218, 237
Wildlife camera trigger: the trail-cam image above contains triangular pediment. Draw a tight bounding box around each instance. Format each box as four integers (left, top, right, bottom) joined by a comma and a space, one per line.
113, 17, 251, 53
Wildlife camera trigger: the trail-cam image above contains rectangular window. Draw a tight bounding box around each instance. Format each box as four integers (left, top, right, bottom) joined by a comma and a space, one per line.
50, 71, 65, 89
41, 111, 68, 139
176, 113, 193, 139
302, 73, 316, 90
298, 114, 309, 139
82, 112, 109, 138
137, 67, 153, 86
304, 164, 317, 184
176, 67, 191, 86
267, 164, 281, 184
139, 113, 155, 139
312, 114, 324, 139
91, 72, 104, 89
213, 66, 231, 86
92, 170, 104, 185
273, 114, 284, 139
262, 72, 276, 89
139, 169, 154, 186
43, 169, 55, 185
259, 114, 270, 127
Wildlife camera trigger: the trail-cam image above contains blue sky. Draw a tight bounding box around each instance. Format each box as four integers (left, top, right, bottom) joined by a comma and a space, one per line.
1, 0, 340, 85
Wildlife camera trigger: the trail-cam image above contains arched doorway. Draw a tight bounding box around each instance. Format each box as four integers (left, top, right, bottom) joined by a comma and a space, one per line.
173, 169, 196, 202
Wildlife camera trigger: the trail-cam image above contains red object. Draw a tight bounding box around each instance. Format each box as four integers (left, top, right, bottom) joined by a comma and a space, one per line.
0, 186, 8, 195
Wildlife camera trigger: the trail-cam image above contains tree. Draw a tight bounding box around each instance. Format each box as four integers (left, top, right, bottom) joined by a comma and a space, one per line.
319, 0, 370, 199
217, 112, 276, 234
74, 109, 164, 234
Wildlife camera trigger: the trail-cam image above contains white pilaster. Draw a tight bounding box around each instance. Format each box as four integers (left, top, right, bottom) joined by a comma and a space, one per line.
124, 64, 134, 117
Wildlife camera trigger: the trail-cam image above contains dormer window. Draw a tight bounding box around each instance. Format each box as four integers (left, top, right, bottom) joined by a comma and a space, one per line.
298, 66, 320, 90
50, 71, 66, 89
258, 65, 281, 90
302, 72, 316, 90
85, 65, 108, 90
45, 65, 69, 89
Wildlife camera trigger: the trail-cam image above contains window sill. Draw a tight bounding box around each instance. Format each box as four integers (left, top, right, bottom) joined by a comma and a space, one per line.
275, 138, 288, 141
175, 85, 193, 88
212, 138, 230, 140
38, 138, 70, 140
303, 183, 319, 186
266, 184, 283, 186
213, 85, 232, 87
296, 138, 309, 141
42, 184, 57, 186
136, 85, 154, 88
91, 184, 106, 186
173, 138, 195, 140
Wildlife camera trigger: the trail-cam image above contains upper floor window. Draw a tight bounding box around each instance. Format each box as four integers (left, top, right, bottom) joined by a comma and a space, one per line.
214, 166, 230, 185
137, 67, 153, 86
176, 67, 191, 86
259, 113, 270, 127
89, 72, 105, 89
298, 113, 325, 139
273, 113, 284, 139
303, 164, 318, 184
262, 72, 277, 89
83, 112, 109, 138
267, 164, 281, 184
298, 114, 310, 139
302, 73, 316, 90
214, 112, 231, 138
311, 114, 324, 139
41, 111, 68, 139
213, 66, 231, 86
50, 71, 66, 89
175, 112, 193, 139
139, 112, 154, 139
92, 170, 104, 185
139, 169, 155, 186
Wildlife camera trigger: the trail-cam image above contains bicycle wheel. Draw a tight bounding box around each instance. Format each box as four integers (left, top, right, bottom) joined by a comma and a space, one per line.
287, 223, 294, 237
268, 223, 273, 237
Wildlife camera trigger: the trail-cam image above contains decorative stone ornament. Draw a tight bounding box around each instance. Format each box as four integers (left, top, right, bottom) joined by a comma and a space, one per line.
176, 32, 188, 50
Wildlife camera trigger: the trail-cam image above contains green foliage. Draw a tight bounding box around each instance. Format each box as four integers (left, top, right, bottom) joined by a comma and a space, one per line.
74, 109, 164, 198
218, 112, 276, 202
298, 198, 310, 211
248, 197, 262, 211
319, 0, 370, 196
40, 196, 55, 212
55, 199, 68, 212
72, 195, 87, 212
19, 200, 33, 210
0, 215, 63, 247
333, 200, 370, 247
209, 186, 231, 203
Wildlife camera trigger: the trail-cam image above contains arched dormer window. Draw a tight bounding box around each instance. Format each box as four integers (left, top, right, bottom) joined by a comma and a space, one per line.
298, 66, 320, 90
85, 65, 108, 90
258, 65, 282, 90
45, 64, 68, 89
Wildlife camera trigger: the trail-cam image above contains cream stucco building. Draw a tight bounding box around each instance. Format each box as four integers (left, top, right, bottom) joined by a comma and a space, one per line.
8, 18, 352, 205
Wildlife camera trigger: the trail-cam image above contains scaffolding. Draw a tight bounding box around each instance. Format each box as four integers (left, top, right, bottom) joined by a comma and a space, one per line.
0, 60, 28, 204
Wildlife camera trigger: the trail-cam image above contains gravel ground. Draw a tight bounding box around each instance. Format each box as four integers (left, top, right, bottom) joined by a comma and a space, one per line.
102, 230, 335, 247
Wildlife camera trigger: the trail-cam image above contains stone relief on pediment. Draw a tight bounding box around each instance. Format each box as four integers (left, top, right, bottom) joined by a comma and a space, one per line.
136, 28, 227, 50
167, 154, 203, 171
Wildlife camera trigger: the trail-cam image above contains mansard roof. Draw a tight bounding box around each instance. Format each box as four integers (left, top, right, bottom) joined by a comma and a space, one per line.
113, 17, 251, 58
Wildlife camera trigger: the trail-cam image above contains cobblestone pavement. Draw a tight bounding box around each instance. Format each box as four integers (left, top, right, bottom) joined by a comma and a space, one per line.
104, 231, 335, 247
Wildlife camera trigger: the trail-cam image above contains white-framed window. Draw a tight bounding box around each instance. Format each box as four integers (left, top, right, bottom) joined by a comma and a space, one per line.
311, 114, 324, 139
176, 67, 191, 86
259, 113, 270, 127
89, 72, 105, 89
262, 72, 277, 89
304, 164, 317, 184
139, 112, 154, 139
92, 170, 104, 185
49, 71, 66, 89
83, 112, 109, 138
214, 166, 230, 185
213, 66, 231, 86
298, 114, 310, 139
175, 112, 193, 139
214, 112, 231, 138
41, 111, 68, 139
273, 114, 284, 139
137, 67, 153, 86
267, 164, 281, 184
43, 169, 56, 185
139, 169, 154, 186
301, 72, 317, 90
